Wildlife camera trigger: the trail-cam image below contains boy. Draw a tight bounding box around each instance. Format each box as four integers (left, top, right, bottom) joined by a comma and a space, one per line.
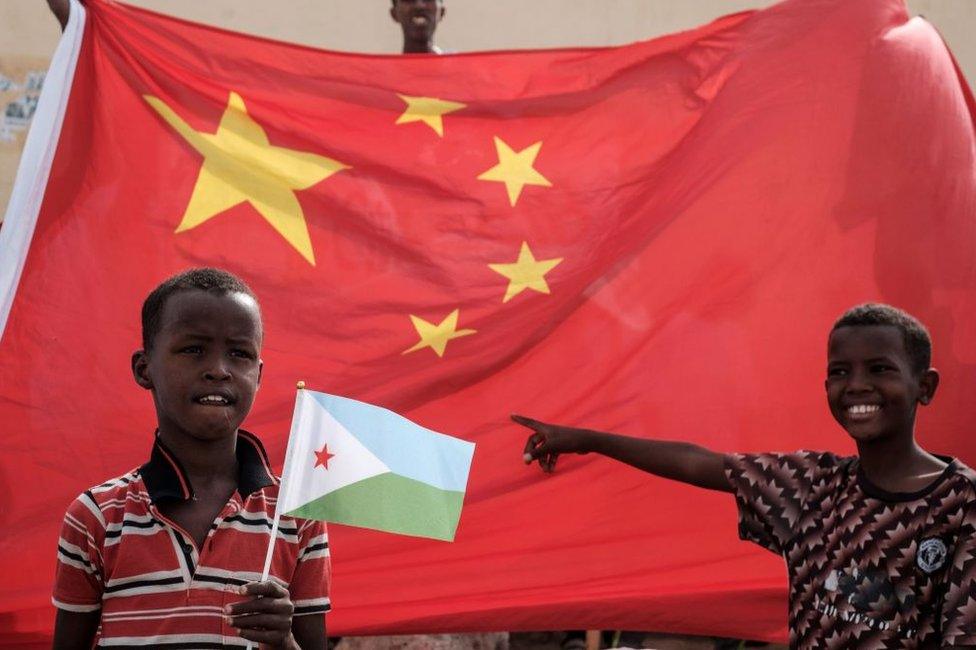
52, 268, 330, 648
515, 303, 976, 648
390, 0, 446, 54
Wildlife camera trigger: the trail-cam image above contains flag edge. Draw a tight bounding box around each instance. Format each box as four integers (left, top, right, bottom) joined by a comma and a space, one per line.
0, 0, 87, 342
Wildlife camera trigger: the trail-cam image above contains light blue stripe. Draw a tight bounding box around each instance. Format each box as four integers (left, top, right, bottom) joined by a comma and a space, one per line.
307, 391, 475, 492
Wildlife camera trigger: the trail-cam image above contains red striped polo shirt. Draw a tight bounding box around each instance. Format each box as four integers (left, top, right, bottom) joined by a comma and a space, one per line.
53, 430, 331, 647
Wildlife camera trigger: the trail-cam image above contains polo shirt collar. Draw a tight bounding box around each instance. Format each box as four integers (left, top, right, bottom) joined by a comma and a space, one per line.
140, 430, 277, 502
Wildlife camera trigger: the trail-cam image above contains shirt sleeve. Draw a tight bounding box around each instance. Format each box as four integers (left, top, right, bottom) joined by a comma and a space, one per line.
52, 491, 105, 612
723, 451, 837, 556
289, 518, 331, 617
940, 496, 976, 646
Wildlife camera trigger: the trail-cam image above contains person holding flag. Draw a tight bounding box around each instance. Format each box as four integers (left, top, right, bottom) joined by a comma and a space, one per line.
51, 268, 330, 648
390, 0, 447, 55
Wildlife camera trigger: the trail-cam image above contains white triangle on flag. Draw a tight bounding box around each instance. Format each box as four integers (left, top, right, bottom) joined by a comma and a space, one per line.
279, 391, 390, 513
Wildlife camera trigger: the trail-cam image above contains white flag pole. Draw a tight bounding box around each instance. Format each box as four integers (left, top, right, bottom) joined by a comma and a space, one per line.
246, 381, 306, 650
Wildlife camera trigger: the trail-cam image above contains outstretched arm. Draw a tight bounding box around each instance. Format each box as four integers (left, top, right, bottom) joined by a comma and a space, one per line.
46, 0, 70, 30
514, 414, 732, 493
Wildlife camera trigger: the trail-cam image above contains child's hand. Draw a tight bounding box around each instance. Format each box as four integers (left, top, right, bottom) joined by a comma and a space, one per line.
226, 581, 298, 649
513, 414, 589, 473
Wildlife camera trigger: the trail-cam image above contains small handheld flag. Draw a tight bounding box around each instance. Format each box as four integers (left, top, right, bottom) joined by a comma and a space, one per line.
276, 385, 476, 542
251, 385, 475, 646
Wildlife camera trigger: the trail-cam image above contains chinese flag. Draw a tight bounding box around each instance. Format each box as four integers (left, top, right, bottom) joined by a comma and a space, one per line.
1, 0, 975, 645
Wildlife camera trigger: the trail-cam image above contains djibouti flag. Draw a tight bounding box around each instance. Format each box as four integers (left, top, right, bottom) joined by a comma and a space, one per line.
277, 389, 476, 542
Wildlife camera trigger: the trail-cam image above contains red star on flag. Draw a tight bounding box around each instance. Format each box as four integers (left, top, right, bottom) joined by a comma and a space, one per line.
313, 443, 335, 470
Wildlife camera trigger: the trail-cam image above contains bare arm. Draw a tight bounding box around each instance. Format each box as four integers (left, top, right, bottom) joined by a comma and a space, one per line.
292, 614, 327, 650
52, 609, 100, 650
46, 0, 70, 30
514, 414, 732, 493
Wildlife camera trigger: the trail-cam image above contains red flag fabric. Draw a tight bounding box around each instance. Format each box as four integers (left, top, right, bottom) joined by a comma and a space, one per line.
1, 0, 975, 644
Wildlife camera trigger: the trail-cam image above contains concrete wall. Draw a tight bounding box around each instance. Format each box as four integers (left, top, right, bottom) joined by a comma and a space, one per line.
2, 0, 974, 213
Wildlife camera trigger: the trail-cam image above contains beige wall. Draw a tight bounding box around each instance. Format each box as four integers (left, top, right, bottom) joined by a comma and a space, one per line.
2, 0, 975, 213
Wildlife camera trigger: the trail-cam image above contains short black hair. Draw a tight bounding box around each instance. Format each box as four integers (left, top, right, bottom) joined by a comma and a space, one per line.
831, 303, 931, 374
141, 268, 258, 351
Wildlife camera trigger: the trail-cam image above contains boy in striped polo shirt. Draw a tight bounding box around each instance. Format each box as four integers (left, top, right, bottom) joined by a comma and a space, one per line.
53, 268, 330, 648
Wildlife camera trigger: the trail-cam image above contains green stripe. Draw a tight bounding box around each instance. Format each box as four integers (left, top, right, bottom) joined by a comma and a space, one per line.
286, 472, 465, 542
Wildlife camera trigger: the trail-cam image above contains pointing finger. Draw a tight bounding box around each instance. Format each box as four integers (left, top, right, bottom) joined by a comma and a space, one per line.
511, 414, 541, 430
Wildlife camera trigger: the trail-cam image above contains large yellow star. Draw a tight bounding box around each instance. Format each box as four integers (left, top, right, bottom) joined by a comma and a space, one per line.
144, 92, 349, 265
488, 242, 563, 303
477, 136, 552, 207
395, 94, 467, 137
402, 309, 476, 358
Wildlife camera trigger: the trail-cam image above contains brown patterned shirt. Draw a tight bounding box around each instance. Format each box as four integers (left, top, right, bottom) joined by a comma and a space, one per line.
725, 451, 976, 648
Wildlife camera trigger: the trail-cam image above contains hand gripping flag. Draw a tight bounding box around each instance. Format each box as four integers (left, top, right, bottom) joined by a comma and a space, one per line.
275, 388, 475, 542
2, 0, 976, 645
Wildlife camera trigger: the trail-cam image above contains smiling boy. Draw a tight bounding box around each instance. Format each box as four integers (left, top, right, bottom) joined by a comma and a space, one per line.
516, 303, 976, 648
52, 268, 330, 649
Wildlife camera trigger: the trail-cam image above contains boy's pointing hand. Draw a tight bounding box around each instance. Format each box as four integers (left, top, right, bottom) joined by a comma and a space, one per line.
513, 414, 589, 474
226, 580, 299, 649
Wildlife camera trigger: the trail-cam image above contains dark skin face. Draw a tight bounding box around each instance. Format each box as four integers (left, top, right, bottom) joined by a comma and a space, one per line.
825, 325, 944, 491
132, 289, 263, 447
390, 0, 445, 53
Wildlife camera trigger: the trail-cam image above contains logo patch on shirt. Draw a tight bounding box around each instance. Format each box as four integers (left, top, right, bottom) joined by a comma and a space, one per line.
917, 537, 948, 574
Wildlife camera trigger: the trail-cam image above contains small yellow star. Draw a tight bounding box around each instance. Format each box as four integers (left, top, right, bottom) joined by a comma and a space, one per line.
403, 309, 476, 358
488, 242, 563, 303
477, 136, 552, 207
145, 92, 349, 265
395, 94, 467, 137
